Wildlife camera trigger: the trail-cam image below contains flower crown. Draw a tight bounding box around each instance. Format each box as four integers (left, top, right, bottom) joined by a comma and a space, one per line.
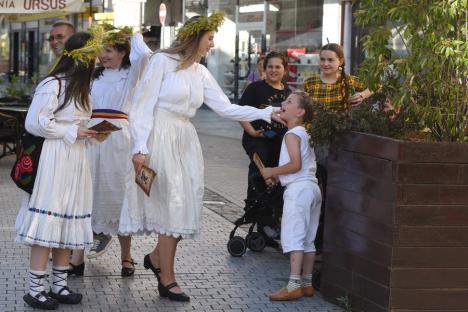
62, 24, 132, 66
176, 11, 225, 42
62, 24, 106, 66
101, 23, 133, 46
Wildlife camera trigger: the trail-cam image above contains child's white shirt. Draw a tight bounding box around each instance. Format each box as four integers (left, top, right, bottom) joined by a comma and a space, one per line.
278, 125, 317, 186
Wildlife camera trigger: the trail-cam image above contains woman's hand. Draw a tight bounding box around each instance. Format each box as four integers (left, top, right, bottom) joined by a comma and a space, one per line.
132, 153, 146, 174
249, 129, 264, 138
260, 167, 275, 180
78, 126, 98, 139
270, 109, 286, 126
93, 132, 110, 142
348, 92, 365, 106
265, 176, 278, 188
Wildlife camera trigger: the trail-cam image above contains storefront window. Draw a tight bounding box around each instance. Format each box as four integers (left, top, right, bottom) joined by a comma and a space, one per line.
0, 18, 9, 74
197, 0, 324, 101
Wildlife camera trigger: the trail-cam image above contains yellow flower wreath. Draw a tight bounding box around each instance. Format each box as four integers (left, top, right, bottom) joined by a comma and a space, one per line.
176, 11, 225, 42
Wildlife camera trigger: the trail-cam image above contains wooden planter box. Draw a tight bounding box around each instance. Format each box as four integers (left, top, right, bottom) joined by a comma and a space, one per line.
320, 132, 468, 312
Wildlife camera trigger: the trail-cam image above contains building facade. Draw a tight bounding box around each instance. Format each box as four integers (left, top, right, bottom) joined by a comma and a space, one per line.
145, 0, 349, 102
2, 0, 360, 102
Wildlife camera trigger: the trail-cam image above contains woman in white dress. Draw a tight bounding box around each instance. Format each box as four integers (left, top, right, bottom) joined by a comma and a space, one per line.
121, 12, 283, 301
16, 32, 105, 310
68, 31, 151, 277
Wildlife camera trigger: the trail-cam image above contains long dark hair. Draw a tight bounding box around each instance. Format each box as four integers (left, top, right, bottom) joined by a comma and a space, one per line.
320, 43, 349, 106
93, 41, 131, 79
48, 32, 95, 112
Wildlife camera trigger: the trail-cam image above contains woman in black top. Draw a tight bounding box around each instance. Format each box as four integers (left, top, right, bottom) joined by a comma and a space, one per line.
239, 51, 291, 236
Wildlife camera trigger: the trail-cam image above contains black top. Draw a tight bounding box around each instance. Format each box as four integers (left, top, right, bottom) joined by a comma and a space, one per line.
239, 80, 290, 136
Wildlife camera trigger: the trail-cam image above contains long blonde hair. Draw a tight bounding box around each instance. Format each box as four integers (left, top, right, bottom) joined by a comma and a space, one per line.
160, 16, 210, 70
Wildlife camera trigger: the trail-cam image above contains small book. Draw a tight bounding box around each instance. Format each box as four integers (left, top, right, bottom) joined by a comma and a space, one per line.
135, 164, 157, 197
253, 153, 265, 170
89, 120, 121, 133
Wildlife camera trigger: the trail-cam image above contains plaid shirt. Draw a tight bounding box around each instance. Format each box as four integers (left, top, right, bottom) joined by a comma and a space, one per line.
303, 73, 366, 111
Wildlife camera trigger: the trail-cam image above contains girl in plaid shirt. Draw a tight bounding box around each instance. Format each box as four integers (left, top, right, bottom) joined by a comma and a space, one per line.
303, 43, 371, 112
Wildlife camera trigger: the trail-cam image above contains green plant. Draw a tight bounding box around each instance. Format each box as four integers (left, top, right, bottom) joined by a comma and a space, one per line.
337, 293, 353, 312
356, 0, 468, 142
308, 93, 420, 145
3, 74, 38, 98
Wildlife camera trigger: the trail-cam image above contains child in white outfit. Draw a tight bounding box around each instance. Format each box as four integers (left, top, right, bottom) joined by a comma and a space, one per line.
260, 91, 321, 301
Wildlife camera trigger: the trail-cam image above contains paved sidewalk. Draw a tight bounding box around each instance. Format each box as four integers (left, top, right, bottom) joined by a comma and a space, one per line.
0, 108, 340, 312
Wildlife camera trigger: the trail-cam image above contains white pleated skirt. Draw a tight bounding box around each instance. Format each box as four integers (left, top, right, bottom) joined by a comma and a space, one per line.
87, 117, 132, 235
119, 109, 204, 239
16, 138, 94, 249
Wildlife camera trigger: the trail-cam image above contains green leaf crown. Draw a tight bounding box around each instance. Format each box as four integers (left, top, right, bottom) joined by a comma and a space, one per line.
176, 11, 225, 42
62, 24, 132, 66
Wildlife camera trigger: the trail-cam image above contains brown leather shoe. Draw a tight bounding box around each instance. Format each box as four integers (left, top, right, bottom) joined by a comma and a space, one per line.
269, 287, 303, 301
302, 286, 315, 297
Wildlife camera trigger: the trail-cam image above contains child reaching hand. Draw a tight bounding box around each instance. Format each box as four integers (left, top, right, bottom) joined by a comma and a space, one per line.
260, 91, 322, 301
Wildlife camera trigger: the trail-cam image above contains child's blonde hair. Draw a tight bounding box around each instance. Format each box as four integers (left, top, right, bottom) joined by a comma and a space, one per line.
292, 90, 315, 124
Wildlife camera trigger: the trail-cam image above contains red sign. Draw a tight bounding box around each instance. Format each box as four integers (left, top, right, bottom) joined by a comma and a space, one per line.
159, 3, 167, 25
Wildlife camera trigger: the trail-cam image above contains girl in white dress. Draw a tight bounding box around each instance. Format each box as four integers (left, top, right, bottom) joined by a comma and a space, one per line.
68, 31, 151, 277
122, 12, 284, 301
16, 32, 105, 310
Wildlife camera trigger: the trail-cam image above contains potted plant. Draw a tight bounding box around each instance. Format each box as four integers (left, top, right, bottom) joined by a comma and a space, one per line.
0, 74, 37, 103
317, 1, 468, 311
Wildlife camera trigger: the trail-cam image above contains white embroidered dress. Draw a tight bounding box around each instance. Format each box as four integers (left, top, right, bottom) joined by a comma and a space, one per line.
119, 53, 273, 239
16, 77, 94, 249
87, 34, 151, 235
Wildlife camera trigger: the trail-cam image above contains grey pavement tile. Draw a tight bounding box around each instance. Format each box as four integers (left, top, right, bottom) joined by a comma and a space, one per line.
0, 146, 340, 311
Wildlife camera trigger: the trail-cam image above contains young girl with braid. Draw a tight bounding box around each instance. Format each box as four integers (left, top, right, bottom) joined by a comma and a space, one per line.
303, 43, 371, 112
303, 43, 371, 167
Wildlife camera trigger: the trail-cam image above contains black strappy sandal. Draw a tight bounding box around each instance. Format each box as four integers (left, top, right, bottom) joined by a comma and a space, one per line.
158, 282, 190, 302
143, 254, 161, 281
121, 258, 137, 277
67, 262, 84, 276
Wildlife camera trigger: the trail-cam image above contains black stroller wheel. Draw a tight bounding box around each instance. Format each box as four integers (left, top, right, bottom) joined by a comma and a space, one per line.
246, 232, 266, 252
227, 236, 247, 257
312, 269, 321, 291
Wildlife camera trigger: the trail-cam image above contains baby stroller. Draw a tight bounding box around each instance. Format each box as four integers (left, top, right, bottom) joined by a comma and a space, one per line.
227, 173, 284, 257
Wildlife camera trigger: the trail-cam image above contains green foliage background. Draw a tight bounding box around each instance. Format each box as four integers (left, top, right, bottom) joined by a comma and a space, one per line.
356, 0, 467, 142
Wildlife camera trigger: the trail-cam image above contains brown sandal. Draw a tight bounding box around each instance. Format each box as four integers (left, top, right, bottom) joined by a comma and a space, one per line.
121, 258, 136, 277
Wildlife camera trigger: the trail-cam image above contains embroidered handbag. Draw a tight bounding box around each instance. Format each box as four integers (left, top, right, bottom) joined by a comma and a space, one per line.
10, 132, 44, 194
10, 76, 61, 194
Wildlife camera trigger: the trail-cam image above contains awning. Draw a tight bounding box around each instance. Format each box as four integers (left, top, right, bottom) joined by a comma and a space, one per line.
0, 0, 84, 21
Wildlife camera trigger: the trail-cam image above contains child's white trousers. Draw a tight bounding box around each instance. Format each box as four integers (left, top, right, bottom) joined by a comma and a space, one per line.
281, 179, 322, 253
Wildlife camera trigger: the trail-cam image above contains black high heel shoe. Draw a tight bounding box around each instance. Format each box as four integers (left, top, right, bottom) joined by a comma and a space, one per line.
158, 282, 190, 302
143, 254, 161, 281
121, 258, 137, 277
67, 262, 84, 276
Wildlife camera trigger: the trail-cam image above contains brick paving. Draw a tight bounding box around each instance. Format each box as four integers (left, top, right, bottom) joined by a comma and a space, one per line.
0, 108, 341, 311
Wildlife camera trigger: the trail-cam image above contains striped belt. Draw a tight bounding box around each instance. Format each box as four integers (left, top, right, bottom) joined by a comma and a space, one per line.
91, 109, 128, 120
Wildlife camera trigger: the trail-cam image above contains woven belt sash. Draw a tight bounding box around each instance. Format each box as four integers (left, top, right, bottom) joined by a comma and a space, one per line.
91, 109, 128, 120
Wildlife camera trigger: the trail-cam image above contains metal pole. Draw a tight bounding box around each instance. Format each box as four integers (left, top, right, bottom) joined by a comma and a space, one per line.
262, 0, 267, 52
234, 0, 239, 103
89, 0, 93, 25
342, 0, 352, 74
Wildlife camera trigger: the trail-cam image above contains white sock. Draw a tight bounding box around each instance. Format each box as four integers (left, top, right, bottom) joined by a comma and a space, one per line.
29, 269, 47, 302
51, 266, 70, 295
302, 274, 313, 287
286, 275, 301, 292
